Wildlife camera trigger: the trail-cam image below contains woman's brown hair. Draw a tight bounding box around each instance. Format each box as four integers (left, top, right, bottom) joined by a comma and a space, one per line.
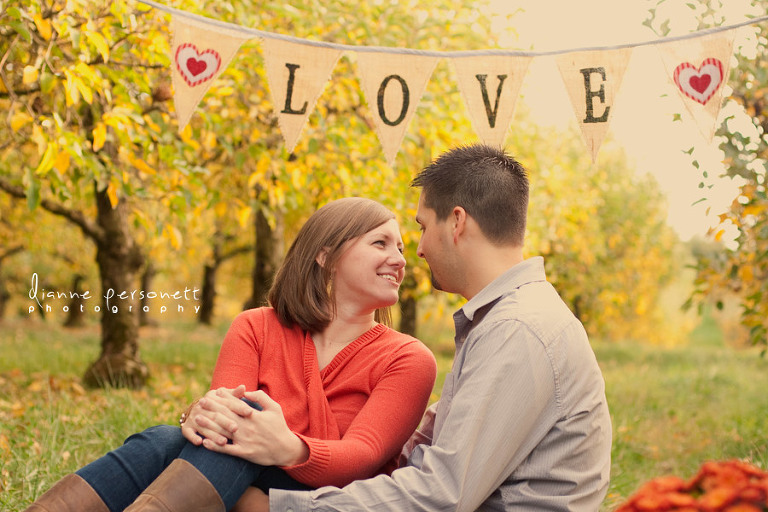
268, 197, 397, 332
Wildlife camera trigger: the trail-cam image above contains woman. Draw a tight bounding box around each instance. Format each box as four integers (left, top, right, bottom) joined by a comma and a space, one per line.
25, 197, 437, 512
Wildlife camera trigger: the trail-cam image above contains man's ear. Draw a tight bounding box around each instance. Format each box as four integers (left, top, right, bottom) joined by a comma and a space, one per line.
316, 247, 330, 268
452, 206, 467, 244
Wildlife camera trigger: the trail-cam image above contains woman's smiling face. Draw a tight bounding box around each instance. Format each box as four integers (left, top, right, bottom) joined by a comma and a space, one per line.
331, 218, 406, 315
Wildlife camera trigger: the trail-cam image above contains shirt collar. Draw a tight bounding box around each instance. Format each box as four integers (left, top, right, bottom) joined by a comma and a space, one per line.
458, 256, 547, 323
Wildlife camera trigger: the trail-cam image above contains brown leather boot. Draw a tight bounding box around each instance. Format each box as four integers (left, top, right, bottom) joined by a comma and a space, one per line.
124, 459, 224, 512
23, 474, 109, 512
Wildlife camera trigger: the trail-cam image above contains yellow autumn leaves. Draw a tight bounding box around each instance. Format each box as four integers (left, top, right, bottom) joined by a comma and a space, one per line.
32, 12, 52, 41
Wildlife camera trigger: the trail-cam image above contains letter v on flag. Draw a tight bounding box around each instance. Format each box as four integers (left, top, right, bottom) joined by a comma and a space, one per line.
451, 55, 531, 147
261, 39, 343, 153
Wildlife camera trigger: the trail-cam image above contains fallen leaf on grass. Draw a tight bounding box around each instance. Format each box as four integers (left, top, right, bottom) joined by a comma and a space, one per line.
0, 434, 10, 455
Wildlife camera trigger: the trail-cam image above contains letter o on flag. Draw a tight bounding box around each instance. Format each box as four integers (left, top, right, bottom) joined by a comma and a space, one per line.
377, 75, 409, 126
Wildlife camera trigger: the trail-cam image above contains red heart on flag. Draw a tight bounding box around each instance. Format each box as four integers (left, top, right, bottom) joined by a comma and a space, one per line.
689, 74, 711, 94
186, 58, 207, 77
673, 58, 723, 105
175, 43, 221, 87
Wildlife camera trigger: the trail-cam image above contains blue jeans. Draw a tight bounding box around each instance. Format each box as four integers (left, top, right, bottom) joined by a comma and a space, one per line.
76, 425, 311, 511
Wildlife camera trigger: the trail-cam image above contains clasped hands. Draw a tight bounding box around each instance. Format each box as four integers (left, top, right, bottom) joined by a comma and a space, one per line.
180, 385, 309, 467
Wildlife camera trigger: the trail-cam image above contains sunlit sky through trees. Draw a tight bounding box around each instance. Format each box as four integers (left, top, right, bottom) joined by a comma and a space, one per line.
489, 0, 762, 243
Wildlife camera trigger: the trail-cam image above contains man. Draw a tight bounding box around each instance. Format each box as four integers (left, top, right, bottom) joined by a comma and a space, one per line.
256, 143, 612, 511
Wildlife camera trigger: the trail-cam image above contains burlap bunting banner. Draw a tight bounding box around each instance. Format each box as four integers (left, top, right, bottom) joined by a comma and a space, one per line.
657, 31, 735, 142
556, 49, 632, 162
354, 51, 439, 166
139, 0, 768, 165
451, 55, 532, 148
170, 15, 250, 131
261, 38, 342, 152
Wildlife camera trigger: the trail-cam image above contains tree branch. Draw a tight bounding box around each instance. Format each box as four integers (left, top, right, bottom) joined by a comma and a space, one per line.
0, 176, 105, 242
217, 244, 254, 264
0, 84, 41, 99
0, 244, 24, 262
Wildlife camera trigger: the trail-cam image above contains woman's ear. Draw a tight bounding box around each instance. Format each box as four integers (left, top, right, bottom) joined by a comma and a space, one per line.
316, 247, 330, 268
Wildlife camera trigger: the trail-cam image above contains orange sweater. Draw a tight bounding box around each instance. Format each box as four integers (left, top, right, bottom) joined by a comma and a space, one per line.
210, 307, 437, 488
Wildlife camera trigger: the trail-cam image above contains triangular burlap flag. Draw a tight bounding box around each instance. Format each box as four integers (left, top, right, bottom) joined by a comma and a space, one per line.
451, 55, 531, 147
556, 48, 632, 162
354, 51, 438, 166
261, 39, 342, 152
170, 15, 250, 131
657, 31, 735, 142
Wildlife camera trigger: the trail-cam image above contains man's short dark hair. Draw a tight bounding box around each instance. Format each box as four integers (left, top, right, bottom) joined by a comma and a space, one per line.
411, 144, 529, 245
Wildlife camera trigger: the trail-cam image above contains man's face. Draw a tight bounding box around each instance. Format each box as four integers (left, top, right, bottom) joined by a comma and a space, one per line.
415, 194, 452, 292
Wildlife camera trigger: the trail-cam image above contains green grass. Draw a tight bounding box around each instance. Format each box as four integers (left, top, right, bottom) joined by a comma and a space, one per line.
595, 342, 768, 510
0, 320, 224, 509
1, 317, 767, 511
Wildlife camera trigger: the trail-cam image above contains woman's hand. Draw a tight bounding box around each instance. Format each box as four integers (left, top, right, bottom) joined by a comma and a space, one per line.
231, 487, 270, 512
201, 390, 310, 467
181, 385, 255, 446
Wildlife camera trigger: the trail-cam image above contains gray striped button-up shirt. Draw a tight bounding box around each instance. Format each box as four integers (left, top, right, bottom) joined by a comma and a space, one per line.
271, 257, 612, 511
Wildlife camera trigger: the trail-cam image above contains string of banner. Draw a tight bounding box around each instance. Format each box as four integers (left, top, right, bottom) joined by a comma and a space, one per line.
138, 0, 768, 165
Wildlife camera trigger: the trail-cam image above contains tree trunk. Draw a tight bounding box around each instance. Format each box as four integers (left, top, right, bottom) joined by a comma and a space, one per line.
0, 245, 23, 321
82, 185, 148, 389
0, 176, 147, 388
572, 295, 583, 322
0, 281, 9, 321
139, 262, 157, 327
243, 207, 283, 310
199, 235, 252, 325
398, 274, 418, 337
63, 274, 86, 328
198, 262, 217, 325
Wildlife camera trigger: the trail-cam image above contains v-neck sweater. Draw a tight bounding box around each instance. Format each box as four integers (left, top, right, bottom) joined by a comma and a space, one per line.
210, 307, 437, 488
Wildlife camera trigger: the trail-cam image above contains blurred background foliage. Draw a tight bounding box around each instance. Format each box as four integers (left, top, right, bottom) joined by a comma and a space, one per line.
0, 0, 765, 390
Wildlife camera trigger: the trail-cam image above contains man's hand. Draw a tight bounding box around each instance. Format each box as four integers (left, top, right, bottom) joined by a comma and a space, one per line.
201, 390, 310, 467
